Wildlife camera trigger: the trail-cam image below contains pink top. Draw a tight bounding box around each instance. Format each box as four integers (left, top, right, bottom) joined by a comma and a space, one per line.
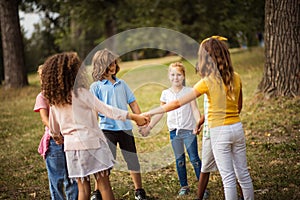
34, 92, 51, 159
49, 88, 128, 151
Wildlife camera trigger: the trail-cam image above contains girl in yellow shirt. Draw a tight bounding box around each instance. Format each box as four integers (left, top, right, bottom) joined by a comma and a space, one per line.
144, 36, 254, 200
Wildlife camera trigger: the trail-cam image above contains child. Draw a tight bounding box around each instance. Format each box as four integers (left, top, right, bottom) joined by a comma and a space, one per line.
139, 62, 204, 197
34, 65, 78, 200
90, 49, 147, 200
41, 52, 149, 200
144, 36, 254, 200
197, 96, 244, 200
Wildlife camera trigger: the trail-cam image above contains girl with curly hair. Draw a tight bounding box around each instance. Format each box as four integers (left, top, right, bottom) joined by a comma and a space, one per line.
41, 52, 149, 200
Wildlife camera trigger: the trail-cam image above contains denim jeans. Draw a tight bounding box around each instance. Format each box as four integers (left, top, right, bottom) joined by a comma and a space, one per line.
210, 122, 254, 200
170, 129, 201, 187
46, 139, 78, 200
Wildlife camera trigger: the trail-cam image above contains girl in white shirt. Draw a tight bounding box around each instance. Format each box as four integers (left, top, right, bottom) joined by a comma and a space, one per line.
140, 62, 203, 197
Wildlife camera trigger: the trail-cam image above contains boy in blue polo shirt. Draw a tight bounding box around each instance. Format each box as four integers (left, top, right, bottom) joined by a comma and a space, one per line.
90, 49, 147, 200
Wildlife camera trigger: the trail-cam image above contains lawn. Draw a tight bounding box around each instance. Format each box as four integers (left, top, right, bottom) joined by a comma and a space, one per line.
0, 47, 299, 199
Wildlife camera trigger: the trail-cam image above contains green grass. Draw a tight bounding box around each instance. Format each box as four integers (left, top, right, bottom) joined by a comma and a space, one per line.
0, 47, 299, 199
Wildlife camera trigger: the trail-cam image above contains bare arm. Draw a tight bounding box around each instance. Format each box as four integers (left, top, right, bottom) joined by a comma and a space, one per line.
190, 100, 202, 135
39, 108, 49, 128
147, 89, 201, 116
191, 100, 201, 124
238, 87, 243, 113
139, 102, 165, 136
129, 100, 142, 114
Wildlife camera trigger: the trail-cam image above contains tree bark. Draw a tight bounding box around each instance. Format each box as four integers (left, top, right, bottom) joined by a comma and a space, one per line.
258, 0, 300, 98
0, 0, 28, 88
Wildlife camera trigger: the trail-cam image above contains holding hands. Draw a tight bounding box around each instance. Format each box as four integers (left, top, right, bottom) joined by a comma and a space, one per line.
129, 113, 151, 127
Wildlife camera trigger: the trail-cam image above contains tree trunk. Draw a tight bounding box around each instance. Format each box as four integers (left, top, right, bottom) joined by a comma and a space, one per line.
0, 0, 28, 88
258, 0, 300, 98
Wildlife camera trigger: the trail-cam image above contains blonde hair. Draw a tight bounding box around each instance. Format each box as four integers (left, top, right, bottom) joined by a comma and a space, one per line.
92, 49, 120, 81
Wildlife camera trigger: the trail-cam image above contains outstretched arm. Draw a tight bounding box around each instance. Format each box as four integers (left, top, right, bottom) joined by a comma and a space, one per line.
139, 102, 165, 136
146, 89, 201, 116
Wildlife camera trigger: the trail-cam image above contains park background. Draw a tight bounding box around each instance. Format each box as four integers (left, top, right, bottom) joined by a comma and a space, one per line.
0, 0, 299, 199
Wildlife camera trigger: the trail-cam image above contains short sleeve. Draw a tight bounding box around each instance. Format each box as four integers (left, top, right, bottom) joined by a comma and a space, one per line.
90, 81, 101, 99
193, 79, 208, 95
122, 81, 136, 104
34, 93, 49, 112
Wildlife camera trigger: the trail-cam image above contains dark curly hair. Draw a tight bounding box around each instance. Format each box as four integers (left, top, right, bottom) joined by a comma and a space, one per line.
41, 52, 82, 106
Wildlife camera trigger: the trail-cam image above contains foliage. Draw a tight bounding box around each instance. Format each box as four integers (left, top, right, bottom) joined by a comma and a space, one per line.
19, 0, 265, 69
0, 48, 299, 199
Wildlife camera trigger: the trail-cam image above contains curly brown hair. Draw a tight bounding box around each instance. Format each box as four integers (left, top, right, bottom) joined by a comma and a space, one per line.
198, 37, 235, 98
92, 49, 120, 81
41, 52, 81, 106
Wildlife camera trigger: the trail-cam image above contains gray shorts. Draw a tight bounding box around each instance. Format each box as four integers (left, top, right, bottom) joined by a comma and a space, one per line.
201, 135, 218, 173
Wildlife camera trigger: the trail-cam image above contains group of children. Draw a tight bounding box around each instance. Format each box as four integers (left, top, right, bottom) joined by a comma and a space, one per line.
34, 36, 254, 200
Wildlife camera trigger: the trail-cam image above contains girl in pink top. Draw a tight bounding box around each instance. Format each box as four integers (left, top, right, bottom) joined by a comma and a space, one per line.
41, 52, 149, 200
34, 65, 78, 200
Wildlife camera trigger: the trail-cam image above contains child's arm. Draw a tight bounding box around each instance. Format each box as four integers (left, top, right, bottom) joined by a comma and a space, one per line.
139, 102, 165, 136
127, 113, 150, 126
39, 108, 50, 128
190, 100, 203, 135
129, 100, 142, 114
238, 87, 243, 113
146, 89, 201, 116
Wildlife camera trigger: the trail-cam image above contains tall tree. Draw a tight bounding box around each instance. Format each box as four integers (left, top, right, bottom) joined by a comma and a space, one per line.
259, 0, 300, 98
0, 0, 28, 88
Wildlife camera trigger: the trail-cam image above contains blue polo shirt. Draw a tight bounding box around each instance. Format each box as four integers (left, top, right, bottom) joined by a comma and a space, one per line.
90, 78, 136, 131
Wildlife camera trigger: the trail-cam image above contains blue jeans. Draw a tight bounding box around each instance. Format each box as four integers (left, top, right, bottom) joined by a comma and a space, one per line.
170, 129, 201, 187
46, 139, 78, 200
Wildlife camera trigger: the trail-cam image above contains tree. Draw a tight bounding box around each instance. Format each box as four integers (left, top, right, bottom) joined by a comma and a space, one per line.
258, 0, 300, 98
0, 0, 28, 88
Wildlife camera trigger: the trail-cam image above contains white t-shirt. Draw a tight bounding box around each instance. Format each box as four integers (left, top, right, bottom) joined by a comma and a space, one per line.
160, 87, 195, 131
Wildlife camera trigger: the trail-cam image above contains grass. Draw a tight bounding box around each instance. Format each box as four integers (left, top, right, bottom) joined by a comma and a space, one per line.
0, 47, 299, 199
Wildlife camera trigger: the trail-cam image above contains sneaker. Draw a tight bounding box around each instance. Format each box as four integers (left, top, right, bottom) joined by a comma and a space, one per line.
203, 189, 210, 199
178, 186, 190, 196
135, 188, 147, 200
90, 190, 102, 200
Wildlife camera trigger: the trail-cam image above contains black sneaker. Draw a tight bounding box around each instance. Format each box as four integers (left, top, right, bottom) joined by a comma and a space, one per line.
90, 190, 102, 200
135, 188, 147, 200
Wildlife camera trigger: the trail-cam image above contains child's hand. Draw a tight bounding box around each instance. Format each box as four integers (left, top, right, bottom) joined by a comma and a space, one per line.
52, 134, 64, 145
194, 116, 204, 135
138, 126, 151, 137
130, 113, 150, 126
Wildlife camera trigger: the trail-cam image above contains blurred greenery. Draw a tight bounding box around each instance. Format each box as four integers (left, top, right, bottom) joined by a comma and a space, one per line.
18, 0, 265, 73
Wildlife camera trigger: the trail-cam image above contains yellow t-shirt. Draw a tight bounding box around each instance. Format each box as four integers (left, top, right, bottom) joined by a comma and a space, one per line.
193, 72, 242, 128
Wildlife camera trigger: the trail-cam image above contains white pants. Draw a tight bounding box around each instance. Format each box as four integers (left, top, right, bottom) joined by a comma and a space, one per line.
210, 122, 254, 200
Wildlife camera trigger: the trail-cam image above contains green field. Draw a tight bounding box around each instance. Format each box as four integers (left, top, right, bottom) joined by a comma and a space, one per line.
0, 47, 299, 199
